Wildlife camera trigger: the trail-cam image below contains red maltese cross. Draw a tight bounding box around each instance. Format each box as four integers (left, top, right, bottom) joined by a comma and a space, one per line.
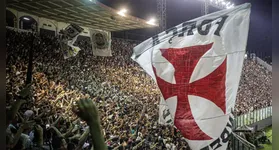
152, 43, 227, 140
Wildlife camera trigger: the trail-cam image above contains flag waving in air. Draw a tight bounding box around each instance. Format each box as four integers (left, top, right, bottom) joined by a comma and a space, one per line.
131, 3, 251, 150
60, 24, 84, 59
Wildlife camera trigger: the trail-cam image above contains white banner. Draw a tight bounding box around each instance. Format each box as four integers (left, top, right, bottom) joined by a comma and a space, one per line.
132, 3, 251, 150
90, 29, 112, 56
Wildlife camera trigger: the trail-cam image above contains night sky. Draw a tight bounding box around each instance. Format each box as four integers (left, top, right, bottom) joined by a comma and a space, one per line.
99, 0, 272, 57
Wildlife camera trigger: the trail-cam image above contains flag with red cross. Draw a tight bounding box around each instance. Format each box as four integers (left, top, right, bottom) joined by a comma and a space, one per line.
131, 3, 251, 150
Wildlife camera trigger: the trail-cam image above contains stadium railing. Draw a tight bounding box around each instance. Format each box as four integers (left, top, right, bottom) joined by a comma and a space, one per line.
230, 132, 256, 150
235, 106, 272, 128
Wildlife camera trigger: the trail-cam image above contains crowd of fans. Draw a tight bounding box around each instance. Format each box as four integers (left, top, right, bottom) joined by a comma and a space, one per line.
236, 59, 272, 115
6, 28, 272, 150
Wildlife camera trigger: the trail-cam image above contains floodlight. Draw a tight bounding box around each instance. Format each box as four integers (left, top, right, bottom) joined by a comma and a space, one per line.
147, 18, 156, 25
226, 3, 235, 9
117, 8, 127, 17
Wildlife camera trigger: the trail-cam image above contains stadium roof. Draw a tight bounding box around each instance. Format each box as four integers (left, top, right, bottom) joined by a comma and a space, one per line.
7, 0, 158, 32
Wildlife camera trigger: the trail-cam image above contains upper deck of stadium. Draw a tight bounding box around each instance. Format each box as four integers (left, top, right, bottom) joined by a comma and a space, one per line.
7, 0, 158, 32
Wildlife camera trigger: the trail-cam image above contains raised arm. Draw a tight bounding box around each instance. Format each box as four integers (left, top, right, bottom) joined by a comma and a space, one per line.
6, 100, 26, 128
49, 126, 67, 149
7, 84, 31, 128
73, 98, 107, 150
75, 127, 90, 150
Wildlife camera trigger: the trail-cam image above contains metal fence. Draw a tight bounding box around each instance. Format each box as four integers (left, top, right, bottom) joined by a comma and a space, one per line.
230, 132, 256, 150
235, 106, 272, 128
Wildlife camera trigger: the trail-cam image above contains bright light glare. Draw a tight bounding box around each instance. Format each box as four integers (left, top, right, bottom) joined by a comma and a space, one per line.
117, 9, 127, 17
208, 0, 234, 9
147, 18, 156, 25
226, 4, 234, 9
23, 17, 30, 20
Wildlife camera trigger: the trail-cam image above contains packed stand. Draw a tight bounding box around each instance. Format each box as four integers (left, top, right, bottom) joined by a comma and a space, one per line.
6, 28, 272, 149
235, 58, 272, 115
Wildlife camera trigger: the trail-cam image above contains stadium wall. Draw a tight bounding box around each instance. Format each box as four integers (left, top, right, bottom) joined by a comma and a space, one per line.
250, 117, 272, 131
256, 57, 272, 71
6, 8, 91, 37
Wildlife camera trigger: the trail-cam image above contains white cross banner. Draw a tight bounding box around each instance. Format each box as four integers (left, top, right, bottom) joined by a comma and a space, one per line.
131, 3, 251, 150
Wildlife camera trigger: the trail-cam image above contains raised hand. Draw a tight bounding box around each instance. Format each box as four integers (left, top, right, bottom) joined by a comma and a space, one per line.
34, 124, 44, 147
73, 98, 99, 123
72, 98, 107, 150
19, 84, 32, 99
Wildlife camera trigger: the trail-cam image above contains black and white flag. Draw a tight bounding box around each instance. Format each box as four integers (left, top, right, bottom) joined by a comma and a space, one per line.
60, 24, 84, 59
63, 24, 84, 39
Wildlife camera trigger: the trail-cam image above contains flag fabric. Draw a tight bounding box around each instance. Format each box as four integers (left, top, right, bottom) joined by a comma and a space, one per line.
64, 35, 81, 59
64, 24, 84, 39
62, 44, 81, 59
90, 29, 112, 56
158, 96, 174, 125
60, 24, 84, 59
60, 37, 81, 59
131, 3, 251, 150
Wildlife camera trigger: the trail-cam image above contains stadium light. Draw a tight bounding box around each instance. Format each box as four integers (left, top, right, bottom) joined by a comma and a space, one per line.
23, 17, 30, 21
197, 0, 235, 10
200, 0, 234, 10
226, 3, 234, 9
147, 18, 156, 25
117, 8, 127, 17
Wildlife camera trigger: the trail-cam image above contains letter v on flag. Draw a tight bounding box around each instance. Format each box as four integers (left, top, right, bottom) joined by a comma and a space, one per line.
131, 3, 251, 150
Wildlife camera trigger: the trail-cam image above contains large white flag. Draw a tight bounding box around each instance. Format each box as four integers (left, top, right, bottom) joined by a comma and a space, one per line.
132, 3, 251, 150
90, 29, 112, 56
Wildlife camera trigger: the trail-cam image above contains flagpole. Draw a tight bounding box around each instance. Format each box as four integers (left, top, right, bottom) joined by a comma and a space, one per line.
26, 33, 35, 85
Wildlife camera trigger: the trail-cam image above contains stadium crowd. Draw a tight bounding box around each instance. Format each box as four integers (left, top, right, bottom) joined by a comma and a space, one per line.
6, 28, 272, 150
